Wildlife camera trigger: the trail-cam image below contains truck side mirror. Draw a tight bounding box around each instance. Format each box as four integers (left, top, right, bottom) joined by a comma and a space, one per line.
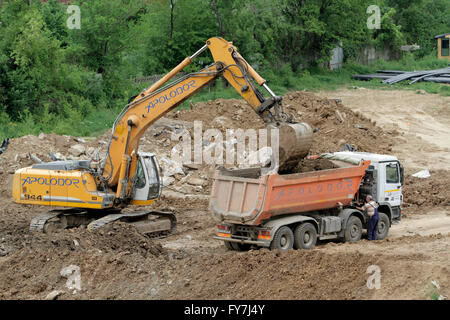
399, 163, 404, 185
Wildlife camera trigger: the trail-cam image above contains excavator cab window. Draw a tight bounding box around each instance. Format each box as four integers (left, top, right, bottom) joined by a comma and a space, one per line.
143, 156, 160, 200
135, 161, 146, 189
133, 154, 161, 201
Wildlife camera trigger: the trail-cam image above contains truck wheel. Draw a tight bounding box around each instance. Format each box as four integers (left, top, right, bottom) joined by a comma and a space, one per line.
294, 223, 317, 250
270, 226, 294, 251
344, 216, 362, 242
230, 242, 251, 251
224, 241, 234, 250
377, 213, 390, 240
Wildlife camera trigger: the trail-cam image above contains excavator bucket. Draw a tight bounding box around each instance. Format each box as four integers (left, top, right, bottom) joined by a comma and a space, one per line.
276, 122, 314, 172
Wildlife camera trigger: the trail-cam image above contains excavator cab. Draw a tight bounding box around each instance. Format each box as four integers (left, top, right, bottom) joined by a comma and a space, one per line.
132, 153, 162, 204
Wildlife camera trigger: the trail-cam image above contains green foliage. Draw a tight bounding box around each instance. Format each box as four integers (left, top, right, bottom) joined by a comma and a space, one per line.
0, 0, 448, 141
387, 0, 450, 57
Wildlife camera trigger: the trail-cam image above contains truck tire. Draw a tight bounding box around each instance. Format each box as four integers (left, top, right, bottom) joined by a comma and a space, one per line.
270, 226, 294, 251
230, 242, 251, 251
224, 241, 234, 250
294, 223, 317, 250
344, 216, 362, 242
377, 213, 390, 240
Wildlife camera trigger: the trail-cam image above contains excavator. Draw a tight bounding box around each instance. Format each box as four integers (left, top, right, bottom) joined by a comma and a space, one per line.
12, 37, 313, 236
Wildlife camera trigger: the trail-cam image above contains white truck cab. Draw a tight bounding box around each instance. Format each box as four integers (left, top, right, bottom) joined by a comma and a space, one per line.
332, 152, 404, 222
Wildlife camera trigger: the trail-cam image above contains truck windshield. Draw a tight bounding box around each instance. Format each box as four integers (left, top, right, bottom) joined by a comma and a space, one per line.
386, 164, 399, 184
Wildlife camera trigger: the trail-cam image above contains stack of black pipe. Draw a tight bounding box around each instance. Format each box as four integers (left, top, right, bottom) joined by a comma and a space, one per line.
352, 67, 450, 84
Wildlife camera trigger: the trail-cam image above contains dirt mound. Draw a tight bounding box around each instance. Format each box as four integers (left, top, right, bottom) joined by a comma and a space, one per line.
166, 92, 395, 157
0, 220, 165, 258
283, 91, 395, 155
160, 248, 379, 300
403, 170, 450, 211
0, 243, 170, 299
289, 158, 338, 174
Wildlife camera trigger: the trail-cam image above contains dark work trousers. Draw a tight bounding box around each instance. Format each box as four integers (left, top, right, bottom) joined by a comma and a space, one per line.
367, 216, 379, 240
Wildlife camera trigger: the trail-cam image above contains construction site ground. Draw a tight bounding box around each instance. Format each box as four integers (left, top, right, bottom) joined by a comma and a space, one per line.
0, 88, 448, 300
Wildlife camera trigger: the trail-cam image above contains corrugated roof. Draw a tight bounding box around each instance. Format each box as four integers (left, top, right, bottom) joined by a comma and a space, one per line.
435, 33, 450, 39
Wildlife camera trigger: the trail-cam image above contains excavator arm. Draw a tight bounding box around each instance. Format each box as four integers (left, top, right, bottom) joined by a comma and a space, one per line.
102, 37, 300, 203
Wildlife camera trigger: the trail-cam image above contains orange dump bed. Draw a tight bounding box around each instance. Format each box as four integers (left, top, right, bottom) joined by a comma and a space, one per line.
209, 160, 371, 226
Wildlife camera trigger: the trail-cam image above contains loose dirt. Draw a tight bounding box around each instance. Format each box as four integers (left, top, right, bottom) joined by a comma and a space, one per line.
0, 89, 448, 300
318, 88, 450, 171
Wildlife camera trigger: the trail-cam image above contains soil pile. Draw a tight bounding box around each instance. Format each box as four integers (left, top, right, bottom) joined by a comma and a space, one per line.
166, 91, 395, 157
403, 170, 450, 211
0, 220, 165, 258
290, 158, 338, 174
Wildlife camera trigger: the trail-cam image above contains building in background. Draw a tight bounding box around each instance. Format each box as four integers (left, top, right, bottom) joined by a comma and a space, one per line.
435, 33, 450, 61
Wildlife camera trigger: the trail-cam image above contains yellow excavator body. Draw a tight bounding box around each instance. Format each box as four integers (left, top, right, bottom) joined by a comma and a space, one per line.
13, 166, 113, 209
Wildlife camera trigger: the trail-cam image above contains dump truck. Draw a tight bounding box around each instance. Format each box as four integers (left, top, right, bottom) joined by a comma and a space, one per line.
210, 151, 404, 251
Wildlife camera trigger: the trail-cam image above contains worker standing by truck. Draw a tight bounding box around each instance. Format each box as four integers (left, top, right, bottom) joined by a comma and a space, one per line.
357, 195, 379, 241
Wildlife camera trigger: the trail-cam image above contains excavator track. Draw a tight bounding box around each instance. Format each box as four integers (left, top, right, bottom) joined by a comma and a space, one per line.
30, 209, 176, 238
30, 211, 61, 233
87, 210, 177, 238
30, 208, 97, 233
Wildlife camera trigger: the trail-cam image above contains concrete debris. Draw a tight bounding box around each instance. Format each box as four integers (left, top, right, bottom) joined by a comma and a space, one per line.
431, 280, 440, 289
74, 137, 86, 143
335, 110, 345, 123
162, 190, 209, 200
30, 153, 42, 164
239, 147, 273, 168
152, 117, 194, 130
213, 116, 233, 128
174, 184, 203, 194
54, 152, 65, 160
68, 144, 86, 157
160, 157, 185, 177
183, 163, 201, 170
86, 147, 96, 156
162, 176, 175, 187
186, 177, 207, 187
412, 170, 431, 179
49, 151, 59, 161
44, 290, 64, 300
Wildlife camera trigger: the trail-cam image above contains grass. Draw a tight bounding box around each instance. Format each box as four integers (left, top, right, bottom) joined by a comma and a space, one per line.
1, 55, 448, 141
0, 106, 121, 141
425, 282, 445, 300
